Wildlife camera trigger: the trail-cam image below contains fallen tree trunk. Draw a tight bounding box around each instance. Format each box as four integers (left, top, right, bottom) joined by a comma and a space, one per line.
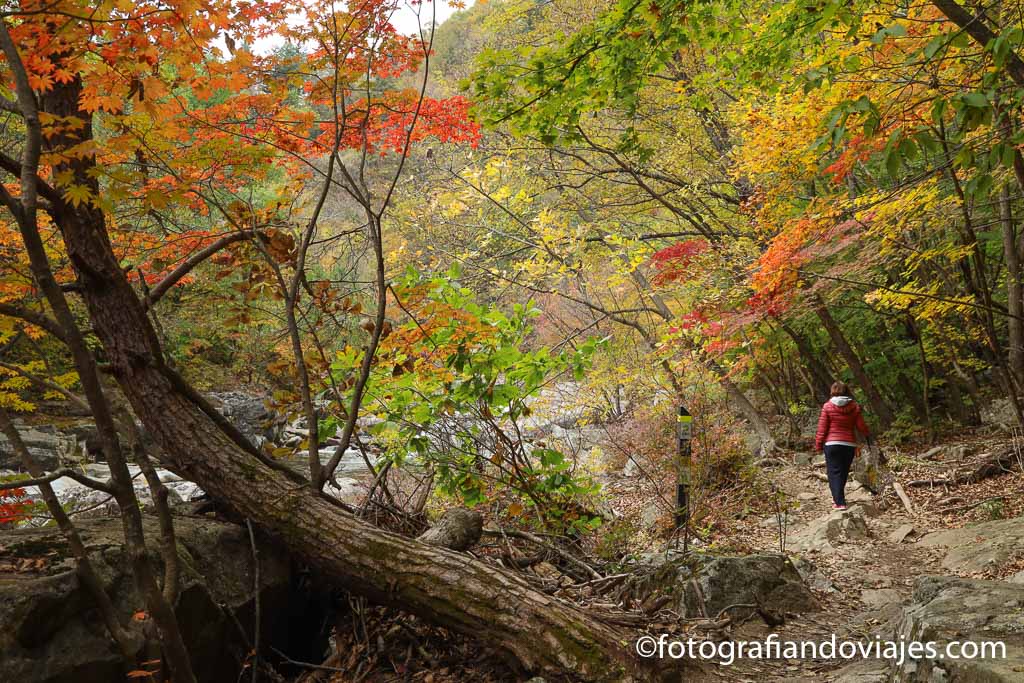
36, 78, 665, 683
905, 448, 1021, 488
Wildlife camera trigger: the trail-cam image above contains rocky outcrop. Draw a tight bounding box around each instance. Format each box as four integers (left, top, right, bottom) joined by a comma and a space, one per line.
0, 422, 77, 471
0, 515, 323, 682
894, 575, 1024, 682
624, 553, 817, 620
14, 464, 204, 527
206, 392, 282, 448
918, 516, 1024, 574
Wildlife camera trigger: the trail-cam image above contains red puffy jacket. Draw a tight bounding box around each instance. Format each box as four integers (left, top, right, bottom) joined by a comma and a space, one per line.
814, 397, 870, 451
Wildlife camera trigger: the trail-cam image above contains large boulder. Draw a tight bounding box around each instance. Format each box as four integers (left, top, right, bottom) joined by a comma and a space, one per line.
206, 392, 282, 448
894, 576, 1024, 682
19, 464, 205, 526
0, 422, 76, 471
918, 516, 1024, 574
0, 515, 323, 682
624, 553, 817, 620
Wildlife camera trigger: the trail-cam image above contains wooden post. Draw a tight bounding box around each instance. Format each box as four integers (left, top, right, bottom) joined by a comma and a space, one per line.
676, 405, 693, 550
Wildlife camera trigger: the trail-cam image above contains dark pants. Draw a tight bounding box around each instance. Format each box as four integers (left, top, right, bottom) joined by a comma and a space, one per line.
824, 444, 856, 506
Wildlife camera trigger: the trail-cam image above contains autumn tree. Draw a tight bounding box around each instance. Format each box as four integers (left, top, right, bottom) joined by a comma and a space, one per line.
0, 0, 658, 679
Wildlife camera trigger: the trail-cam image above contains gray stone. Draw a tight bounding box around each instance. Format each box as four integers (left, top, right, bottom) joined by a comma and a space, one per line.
622, 457, 640, 478
789, 506, 870, 554
949, 445, 969, 462
641, 501, 663, 528
1009, 571, 1024, 585
680, 554, 817, 619
847, 485, 874, 503
793, 452, 814, 466
0, 423, 76, 471
206, 391, 281, 448
918, 516, 1024, 573
792, 556, 836, 593
21, 464, 205, 524
922, 446, 944, 460
889, 524, 916, 544
895, 576, 1024, 682
797, 492, 817, 502
0, 515, 321, 683
628, 553, 816, 620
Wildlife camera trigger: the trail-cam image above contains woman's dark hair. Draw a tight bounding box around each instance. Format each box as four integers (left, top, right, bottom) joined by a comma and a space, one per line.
830, 381, 850, 397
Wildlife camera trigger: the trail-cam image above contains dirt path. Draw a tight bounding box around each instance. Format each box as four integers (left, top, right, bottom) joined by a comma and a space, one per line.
719, 461, 969, 682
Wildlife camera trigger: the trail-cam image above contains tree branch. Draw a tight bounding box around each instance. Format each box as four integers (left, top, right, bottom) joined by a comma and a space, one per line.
145, 230, 258, 307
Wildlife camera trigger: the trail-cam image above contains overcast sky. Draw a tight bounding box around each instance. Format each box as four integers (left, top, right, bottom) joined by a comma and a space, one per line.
391, 0, 468, 36
245, 0, 471, 55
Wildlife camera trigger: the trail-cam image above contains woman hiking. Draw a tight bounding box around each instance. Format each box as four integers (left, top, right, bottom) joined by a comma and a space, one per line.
814, 382, 872, 510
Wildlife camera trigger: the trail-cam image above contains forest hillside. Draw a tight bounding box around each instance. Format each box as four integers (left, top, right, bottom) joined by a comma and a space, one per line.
0, 0, 1022, 682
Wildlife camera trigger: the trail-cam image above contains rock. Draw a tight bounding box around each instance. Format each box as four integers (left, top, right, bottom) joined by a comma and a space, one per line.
847, 486, 873, 503
628, 553, 817, 620
791, 556, 835, 593
797, 492, 816, 502
1009, 570, 1024, 585
922, 446, 944, 460
206, 391, 281, 448
0, 515, 325, 683
297, 445, 375, 476
793, 452, 814, 466
685, 554, 816, 619
323, 476, 361, 501
949, 445, 969, 462
895, 576, 1024, 682
0, 422, 76, 471
622, 457, 640, 478
789, 506, 870, 554
888, 524, 916, 544
21, 464, 205, 524
417, 508, 483, 551
860, 588, 903, 608
918, 516, 1024, 573
640, 501, 662, 528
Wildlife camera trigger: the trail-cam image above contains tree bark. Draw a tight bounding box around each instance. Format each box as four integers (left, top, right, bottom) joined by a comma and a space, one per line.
931, 1, 1024, 87
30, 95, 661, 683
50, 210, 660, 682
777, 320, 832, 402
1000, 185, 1024, 386
812, 296, 894, 430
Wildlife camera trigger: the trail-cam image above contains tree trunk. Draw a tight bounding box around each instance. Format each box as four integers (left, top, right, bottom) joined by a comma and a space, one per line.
53, 215, 661, 682
812, 296, 894, 430
1000, 185, 1024, 386
30, 85, 665, 683
777, 320, 832, 402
